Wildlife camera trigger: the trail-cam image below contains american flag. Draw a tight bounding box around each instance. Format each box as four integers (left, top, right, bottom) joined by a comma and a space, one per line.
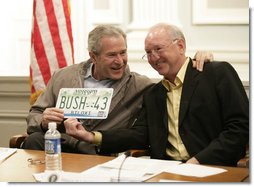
29, 0, 74, 104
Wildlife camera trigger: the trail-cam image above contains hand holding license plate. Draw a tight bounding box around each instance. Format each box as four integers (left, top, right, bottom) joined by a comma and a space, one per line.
56, 88, 113, 119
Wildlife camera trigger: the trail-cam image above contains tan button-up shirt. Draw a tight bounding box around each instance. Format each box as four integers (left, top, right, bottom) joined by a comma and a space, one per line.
162, 57, 190, 161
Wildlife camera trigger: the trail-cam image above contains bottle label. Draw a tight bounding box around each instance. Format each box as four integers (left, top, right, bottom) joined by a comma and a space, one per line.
45, 139, 61, 154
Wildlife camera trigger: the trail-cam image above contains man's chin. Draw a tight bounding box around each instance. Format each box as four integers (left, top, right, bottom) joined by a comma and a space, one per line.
158, 70, 167, 77
110, 73, 123, 80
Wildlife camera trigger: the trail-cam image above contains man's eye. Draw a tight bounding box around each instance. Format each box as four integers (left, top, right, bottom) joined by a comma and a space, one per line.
120, 51, 126, 55
108, 53, 117, 57
155, 47, 162, 52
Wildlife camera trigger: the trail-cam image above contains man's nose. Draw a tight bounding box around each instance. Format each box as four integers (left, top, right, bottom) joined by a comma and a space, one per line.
114, 54, 124, 62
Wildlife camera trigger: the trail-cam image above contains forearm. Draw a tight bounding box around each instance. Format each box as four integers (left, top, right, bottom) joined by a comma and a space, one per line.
27, 94, 52, 133
186, 157, 199, 164
79, 131, 97, 143
99, 127, 148, 154
26, 111, 44, 134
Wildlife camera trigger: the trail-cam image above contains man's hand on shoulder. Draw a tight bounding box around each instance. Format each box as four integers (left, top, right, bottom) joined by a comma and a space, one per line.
193, 51, 214, 71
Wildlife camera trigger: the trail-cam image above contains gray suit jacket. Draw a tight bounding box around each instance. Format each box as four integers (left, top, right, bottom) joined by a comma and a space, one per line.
26, 59, 153, 153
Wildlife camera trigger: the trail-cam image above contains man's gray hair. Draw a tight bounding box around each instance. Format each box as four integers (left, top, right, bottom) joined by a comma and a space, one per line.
88, 25, 127, 54
149, 23, 186, 43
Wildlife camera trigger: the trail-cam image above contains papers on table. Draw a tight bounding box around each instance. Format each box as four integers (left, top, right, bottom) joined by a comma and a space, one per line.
164, 163, 227, 177
0, 147, 17, 163
32, 154, 228, 182
98, 154, 181, 177
33, 171, 96, 182
80, 155, 181, 182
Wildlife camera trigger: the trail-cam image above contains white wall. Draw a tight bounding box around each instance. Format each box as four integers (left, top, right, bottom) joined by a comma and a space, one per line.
0, 0, 249, 81
0, 0, 32, 76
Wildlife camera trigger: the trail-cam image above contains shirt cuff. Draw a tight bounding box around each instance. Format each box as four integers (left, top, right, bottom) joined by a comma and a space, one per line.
92, 131, 102, 146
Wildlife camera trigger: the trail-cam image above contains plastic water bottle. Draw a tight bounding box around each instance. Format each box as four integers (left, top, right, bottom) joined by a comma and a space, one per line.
45, 122, 62, 173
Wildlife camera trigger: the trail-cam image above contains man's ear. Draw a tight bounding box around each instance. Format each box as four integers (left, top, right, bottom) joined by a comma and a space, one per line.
89, 51, 97, 63
177, 39, 186, 54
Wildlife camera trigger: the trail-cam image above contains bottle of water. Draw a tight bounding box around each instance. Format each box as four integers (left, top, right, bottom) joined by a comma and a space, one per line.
45, 122, 62, 173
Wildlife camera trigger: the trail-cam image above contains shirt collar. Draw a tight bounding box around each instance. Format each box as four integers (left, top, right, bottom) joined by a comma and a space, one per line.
162, 57, 190, 91
84, 62, 93, 79
177, 57, 189, 83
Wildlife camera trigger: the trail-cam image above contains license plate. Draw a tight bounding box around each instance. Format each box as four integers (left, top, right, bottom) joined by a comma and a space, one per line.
56, 88, 113, 119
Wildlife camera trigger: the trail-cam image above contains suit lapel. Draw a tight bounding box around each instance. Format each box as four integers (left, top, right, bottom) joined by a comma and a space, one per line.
179, 60, 200, 126
154, 82, 169, 129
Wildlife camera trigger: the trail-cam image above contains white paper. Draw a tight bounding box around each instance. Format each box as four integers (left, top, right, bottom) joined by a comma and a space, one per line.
33, 167, 143, 182
33, 171, 110, 182
83, 164, 149, 182
87, 154, 182, 182
33, 155, 182, 182
100, 154, 181, 174
0, 147, 17, 162
33, 156, 227, 182
164, 163, 227, 177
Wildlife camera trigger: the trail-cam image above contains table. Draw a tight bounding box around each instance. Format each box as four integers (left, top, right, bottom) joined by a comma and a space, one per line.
0, 148, 249, 182
146, 170, 249, 182
0, 149, 113, 182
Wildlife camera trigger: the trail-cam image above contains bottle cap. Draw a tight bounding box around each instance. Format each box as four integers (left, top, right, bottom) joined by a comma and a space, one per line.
48, 122, 57, 130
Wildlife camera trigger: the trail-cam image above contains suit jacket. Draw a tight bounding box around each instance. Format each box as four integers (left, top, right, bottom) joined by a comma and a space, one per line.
100, 60, 249, 166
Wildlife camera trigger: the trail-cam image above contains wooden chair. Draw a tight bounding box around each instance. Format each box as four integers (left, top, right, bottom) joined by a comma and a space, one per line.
9, 134, 28, 148
237, 145, 249, 168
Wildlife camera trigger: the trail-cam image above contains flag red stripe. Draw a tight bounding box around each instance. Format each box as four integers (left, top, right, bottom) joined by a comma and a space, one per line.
33, 7, 51, 85
43, 0, 68, 68
63, 0, 74, 64
30, 0, 74, 103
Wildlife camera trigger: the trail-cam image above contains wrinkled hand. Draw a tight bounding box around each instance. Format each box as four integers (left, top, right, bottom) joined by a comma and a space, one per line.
64, 118, 94, 142
41, 108, 64, 129
193, 51, 214, 71
186, 157, 200, 164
